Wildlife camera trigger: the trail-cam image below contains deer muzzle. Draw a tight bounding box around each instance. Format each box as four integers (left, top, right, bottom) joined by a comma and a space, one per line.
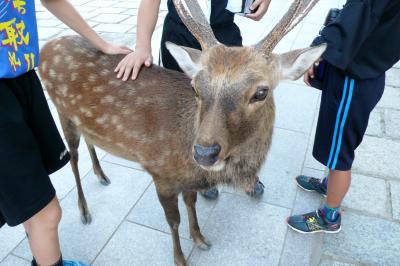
193, 143, 221, 168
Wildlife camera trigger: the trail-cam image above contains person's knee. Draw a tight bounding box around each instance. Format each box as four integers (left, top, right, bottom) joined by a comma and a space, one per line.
42, 201, 62, 229
25, 198, 62, 231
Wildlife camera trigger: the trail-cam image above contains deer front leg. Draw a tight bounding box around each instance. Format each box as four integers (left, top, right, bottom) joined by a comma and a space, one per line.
182, 191, 211, 250
60, 116, 92, 224
156, 189, 187, 266
85, 140, 111, 186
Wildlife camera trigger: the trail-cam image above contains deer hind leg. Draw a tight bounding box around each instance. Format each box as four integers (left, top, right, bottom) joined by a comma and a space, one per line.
85, 140, 110, 186
183, 191, 211, 250
59, 115, 92, 224
155, 187, 187, 266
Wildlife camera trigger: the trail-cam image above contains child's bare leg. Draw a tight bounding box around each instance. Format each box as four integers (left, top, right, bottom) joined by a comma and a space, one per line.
326, 169, 351, 208
23, 196, 62, 266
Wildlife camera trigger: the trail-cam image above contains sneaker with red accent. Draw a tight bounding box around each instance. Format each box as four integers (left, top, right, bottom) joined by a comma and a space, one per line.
286, 209, 341, 234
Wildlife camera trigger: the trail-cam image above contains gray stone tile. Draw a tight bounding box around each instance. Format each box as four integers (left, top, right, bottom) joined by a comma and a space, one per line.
304, 103, 327, 172
189, 194, 290, 266
37, 27, 64, 40
386, 68, 400, 88
0, 255, 30, 266
322, 212, 400, 265
94, 23, 134, 34
342, 174, 389, 218
82, 0, 115, 8
390, 181, 400, 221
36, 19, 62, 28
377, 86, 400, 110
319, 258, 358, 266
365, 108, 384, 137
280, 169, 324, 266
290, 23, 321, 50
102, 154, 143, 171
91, 13, 130, 23
12, 162, 152, 263
100, 33, 136, 48
384, 109, 400, 139
92, 221, 193, 266
353, 136, 400, 181
0, 225, 26, 262
274, 82, 320, 134
127, 184, 216, 239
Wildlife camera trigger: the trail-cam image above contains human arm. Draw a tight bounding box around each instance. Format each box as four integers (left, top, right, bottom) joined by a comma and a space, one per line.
115, 0, 161, 81
40, 0, 131, 55
311, 0, 391, 70
246, 0, 271, 21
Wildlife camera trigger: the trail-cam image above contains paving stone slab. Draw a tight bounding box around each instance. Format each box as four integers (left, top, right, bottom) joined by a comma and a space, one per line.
189, 194, 290, 266
0, 255, 30, 266
304, 102, 327, 172
12, 162, 152, 263
322, 212, 400, 265
319, 258, 358, 266
93, 221, 193, 266
274, 82, 320, 134
365, 108, 384, 137
94, 23, 133, 34
0, 225, 26, 262
37, 27, 64, 40
127, 183, 216, 239
384, 109, 400, 139
386, 68, 400, 88
342, 174, 389, 218
90, 13, 130, 23
102, 154, 143, 171
390, 181, 400, 221
377, 86, 400, 110
353, 136, 400, 181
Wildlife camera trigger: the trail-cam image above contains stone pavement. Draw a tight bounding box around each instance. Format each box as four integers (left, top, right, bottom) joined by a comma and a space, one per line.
1, 0, 400, 265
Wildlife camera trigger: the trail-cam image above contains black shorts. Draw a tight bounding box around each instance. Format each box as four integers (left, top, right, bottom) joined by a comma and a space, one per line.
0, 70, 70, 227
313, 63, 385, 171
160, 14, 243, 71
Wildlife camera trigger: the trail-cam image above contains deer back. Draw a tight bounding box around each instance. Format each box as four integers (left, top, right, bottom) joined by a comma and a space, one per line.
39, 36, 198, 176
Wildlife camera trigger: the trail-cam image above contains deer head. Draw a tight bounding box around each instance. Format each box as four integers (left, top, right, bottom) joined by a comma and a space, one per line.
166, 0, 326, 171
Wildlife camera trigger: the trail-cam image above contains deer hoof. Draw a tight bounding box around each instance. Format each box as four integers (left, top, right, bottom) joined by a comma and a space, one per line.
80, 213, 92, 225
195, 238, 212, 250
99, 176, 111, 186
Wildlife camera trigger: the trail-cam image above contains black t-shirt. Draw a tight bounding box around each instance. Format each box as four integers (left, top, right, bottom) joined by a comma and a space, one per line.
313, 0, 400, 79
167, 0, 235, 27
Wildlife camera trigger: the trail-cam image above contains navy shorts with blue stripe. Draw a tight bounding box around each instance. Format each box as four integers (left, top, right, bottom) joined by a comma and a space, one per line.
312, 63, 385, 171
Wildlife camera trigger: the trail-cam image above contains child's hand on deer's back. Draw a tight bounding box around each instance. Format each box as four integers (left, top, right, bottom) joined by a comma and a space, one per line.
100, 42, 132, 56
115, 47, 153, 81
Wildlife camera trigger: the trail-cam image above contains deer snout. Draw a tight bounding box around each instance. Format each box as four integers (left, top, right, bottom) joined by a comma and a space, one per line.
193, 143, 221, 166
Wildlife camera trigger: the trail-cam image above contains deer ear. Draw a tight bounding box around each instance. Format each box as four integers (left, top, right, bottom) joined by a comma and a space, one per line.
165, 42, 202, 78
278, 44, 327, 81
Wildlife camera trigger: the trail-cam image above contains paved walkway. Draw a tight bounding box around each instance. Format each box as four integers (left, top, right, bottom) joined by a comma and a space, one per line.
1, 0, 400, 265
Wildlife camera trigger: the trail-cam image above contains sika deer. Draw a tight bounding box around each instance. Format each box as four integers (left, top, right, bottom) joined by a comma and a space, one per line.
39, 0, 325, 265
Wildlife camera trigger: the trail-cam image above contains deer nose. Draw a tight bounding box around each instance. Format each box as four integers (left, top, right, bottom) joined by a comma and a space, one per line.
193, 144, 221, 166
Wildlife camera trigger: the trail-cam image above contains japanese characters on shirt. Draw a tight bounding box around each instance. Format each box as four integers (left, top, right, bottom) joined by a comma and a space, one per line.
0, 0, 39, 78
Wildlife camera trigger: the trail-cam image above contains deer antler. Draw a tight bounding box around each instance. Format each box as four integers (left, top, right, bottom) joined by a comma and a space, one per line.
254, 0, 320, 55
173, 0, 219, 49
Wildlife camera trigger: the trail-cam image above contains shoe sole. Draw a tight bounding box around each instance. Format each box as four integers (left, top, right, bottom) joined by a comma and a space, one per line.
286, 221, 341, 234
295, 182, 327, 198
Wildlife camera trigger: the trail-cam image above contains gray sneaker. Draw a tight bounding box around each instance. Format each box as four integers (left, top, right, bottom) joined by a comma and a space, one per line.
295, 175, 327, 197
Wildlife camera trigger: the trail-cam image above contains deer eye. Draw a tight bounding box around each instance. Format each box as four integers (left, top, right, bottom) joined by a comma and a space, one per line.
250, 86, 269, 103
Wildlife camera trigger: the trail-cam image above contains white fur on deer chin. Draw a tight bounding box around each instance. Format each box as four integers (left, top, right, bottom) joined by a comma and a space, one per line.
199, 160, 226, 172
